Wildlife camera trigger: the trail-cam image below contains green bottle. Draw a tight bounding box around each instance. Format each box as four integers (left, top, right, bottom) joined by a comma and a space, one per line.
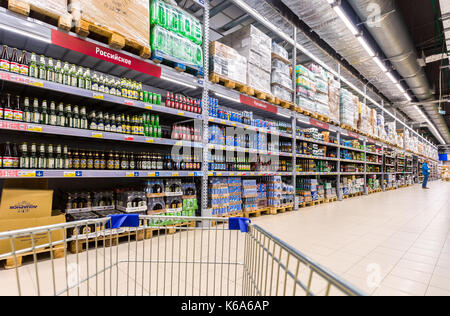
62, 62, 70, 85
69, 64, 77, 87
47, 58, 55, 82
29, 53, 38, 78
92, 73, 99, 91
77, 67, 85, 89
39, 55, 46, 81
84, 68, 92, 90
55, 60, 62, 84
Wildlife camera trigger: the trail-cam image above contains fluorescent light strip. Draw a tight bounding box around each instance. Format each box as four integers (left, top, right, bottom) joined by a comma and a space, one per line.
396, 83, 405, 93
277, 112, 291, 119
160, 75, 197, 89
215, 92, 240, 103
357, 36, 375, 57
333, 6, 360, 36
374, 57, 388, 72
386, 72, 398, 84
230, 0, 440, 149
0, 23, 50, 43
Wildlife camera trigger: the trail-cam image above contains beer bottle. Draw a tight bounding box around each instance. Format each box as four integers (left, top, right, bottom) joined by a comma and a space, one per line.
57, 102, 65, 127
115, 78, 122, 97
10, 48, 20, 74
64, 145, 71, 169
139, 116, 144, 136
72, 105, 80, 129
156, 154, 163, 170
12, 143, 19, 169
29, 52, 38, 78
40, 100, 49, 125
55, 144, 63, 169
72, 149, 80, 169
138, 82, 144, 101
1, 142, 12, 169
108, 77, 115, 95
65, 104, 73, 128
47, 144, 55, 169
114, 152, 120, 170
19, 50, 29, 76
38, 144, 46, 169
110, 114, 117, 133
20, 142, 29, 169
87, 151, 94, 169
55, 60, 62, 84
69, 65, 77, 87
121, 78, 127, 98
97, 111, 105, 131
104, 113, 111, 132
107, 151, 114, 170
94, 151, 101, 169
77, 67, 85, 89
84, 68, 91, 90
99, 74, 105, 93
13, 95, 23, 122
62, 62, 70, 85
39, 55, 47, 81
1, 45, 10, 72
92, 73, 99, 91
120, 151, 129, 170
80, 106, 88, 130
100, 152, 106, 169
47, 58, 55, 82
80, 150, 87, 169
23, 97, 32, 123
31, 98, 40, 124
89, 110, 97, 130
29, 143, 37, 169
4, 94, 13, 121
129, 153, 136, 170
116, 114, 122, 133
49, 101, 57, 126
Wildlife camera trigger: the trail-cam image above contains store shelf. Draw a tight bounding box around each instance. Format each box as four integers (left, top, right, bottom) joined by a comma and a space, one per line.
207, 171, 292, 177
341, 159, 366, 164
340, 145, 366, 153
366, 162, 383, 166
208, 117, 292, 138
0, 169, 203, 179
366, 151, 384, 156
296, 136, 340, 148
0, 71, 203, 121
0, 120, 203, 148
297, 172, 340, 176
367, 172, 383, 175
340, 172, 365, 176
208, 144, 293, 157
296, 154, 340, 161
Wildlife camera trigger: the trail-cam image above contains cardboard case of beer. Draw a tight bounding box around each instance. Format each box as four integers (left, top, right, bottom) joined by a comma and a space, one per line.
69, 0, 150, 50
0, 189, 65, 255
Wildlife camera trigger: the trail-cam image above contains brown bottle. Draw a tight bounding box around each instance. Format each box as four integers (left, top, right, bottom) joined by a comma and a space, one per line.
87, 151, 94, 169
114, 152, 120, 170
1, 142, 16, 169
72, 149, 80, 169
3, 94, 13, 120
1, 45, 10, 72
100, 152, 106, 170
10, 48, 20, 74
107, 151, 114, 170
80, 150, 87, 169
19, 50, 29, 76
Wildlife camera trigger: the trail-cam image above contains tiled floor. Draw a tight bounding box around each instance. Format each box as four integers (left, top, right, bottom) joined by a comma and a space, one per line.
252, 181, 450, 296
1, 181, 449, 296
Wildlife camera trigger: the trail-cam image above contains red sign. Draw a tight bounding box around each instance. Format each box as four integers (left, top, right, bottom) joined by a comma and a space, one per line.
0, 121, 27, 131
310, 118, 329, 130
0, 170, 19, 178
348, 131, 360, 139
51, 30, 161, 78
239, 95, 278, 114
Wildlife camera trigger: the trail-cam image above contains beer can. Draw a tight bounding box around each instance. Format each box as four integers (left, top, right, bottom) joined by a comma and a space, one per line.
143, 91, 149, 103
156, 94, 161, 105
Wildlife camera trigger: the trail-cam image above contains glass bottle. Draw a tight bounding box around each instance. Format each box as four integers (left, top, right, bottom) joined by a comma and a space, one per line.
47, 58, 55, 82
84, 68, 91, 90
107, 151, 114, 170
20, 142, 29, 169
80, 106, 88, 130
57, 102, 65, 127
62, 62, 70, 85
49, 101, 57, 126
23, 97, 32, 123
72, 105, 80, 129
65, 104, 73, 128
39, 55, 47, 81
94, 151, 101, 170
89, 110, 97, 130
80, 150, 87, 169
64, 146, 70, 169
1, 45, 11, 72
19, 50, 29, 76
92, 73, 99, 91
70, 65, 77, 87
38, 144, 46, 169
13, 95, 23, 122
77, 67, 85, 89
29, 143, 37, 169
32, 98, 40, 124
55, 60, 62, 84
10, 48, 20, 74
40, 100, 49, 125
55, 144, 63, 169
72, 149, 80, 169
3, 94, 13, 121
114, 152, 120, 170
29, 53, 38, 78
47, 144, 55, 169
120, 151, 129, 170
87, 151, 94, 169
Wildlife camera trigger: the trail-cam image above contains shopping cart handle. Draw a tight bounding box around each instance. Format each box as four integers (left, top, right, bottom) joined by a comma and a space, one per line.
229, 218, 251, 233
107, 214, 140, 229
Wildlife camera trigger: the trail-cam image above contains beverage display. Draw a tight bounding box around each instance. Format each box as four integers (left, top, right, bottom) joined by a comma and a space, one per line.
165, 92, 202, 114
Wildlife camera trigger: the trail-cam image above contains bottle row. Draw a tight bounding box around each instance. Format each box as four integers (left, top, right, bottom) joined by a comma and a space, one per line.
0, 142, 202, 171
208, 154, 293, 172
1, 45, 162, 103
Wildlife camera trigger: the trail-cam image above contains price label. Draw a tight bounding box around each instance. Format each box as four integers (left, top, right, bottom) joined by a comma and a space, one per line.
146, 138, 154, 143
124, 101, 134, 106
27, 125, 43, 133
29, 81, 44, 88
175, 141, 183, 146
145, 105, 153, 110
125, 136, 134, 141
148, 173, 156, 177
92, 132, 103, 139
178, 111, 185, 116
64, 172, 76, 178
172, 173, 179, 177
126, 172, 136, 178
20, 171, 36, 178
93, 93, 104, 100
188, 173, 195, 177
209, 118, 214, 122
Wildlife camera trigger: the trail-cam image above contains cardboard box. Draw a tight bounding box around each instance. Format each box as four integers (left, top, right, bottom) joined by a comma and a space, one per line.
210, 41, 247, 85
0, 212, 65, 255
0, 190, 53, 220
70, 0, 150, 49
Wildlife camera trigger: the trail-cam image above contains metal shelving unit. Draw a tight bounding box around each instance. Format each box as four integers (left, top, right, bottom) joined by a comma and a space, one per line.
0, 2, 441, 215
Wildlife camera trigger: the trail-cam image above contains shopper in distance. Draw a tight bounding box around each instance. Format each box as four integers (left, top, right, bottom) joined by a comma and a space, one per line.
422, 160, 431, 189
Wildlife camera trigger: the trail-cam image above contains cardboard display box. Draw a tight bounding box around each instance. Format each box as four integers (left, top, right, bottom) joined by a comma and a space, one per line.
0, 189, 53, 220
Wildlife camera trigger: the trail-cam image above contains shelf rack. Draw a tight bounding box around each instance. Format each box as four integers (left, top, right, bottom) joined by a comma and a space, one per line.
0, 4, 440, 215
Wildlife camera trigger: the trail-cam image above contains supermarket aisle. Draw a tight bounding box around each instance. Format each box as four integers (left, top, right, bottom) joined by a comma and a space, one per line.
253, 182, 450, 296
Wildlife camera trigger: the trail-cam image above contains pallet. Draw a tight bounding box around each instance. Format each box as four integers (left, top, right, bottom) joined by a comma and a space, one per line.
3, 244, 65, 270
246, 87, 276, 103
69, 229, 152, 254
265, 205, 294, 215
317, 114, 330, 123
275, 98, 296, 111
73, 18, 151, 59
301, 108, 319, 119
6, 0, 72, 31
305, 199, 324, 207
152, 51, 203, 78
324, 197, 338, 203
209, 73, 248, 93
244, 208, 266, 218
341, 124, 357, 132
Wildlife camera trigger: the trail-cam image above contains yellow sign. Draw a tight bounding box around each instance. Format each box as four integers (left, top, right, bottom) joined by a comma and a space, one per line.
172, 173, 179, 177
178, 111, 185, 116
145, 105, 153, 110
92, 133, 103, 139
21, 172, 36, 178
93, 94, 104, 100
27, 126, 43, 132
64, 172, 76, 178
30, 82, 44, 88
146, 138, 155, 143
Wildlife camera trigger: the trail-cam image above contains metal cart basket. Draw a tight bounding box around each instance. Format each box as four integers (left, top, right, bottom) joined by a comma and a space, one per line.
0, 215, 365, 296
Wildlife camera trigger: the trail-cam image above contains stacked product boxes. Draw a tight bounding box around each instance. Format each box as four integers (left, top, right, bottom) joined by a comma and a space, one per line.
309, 64, 330, 117
209, 41, 247, 85
341, 176, 364, 195
149, 0, 204, 71
340, 88, 358, 129
296, 65, 317, 113
208, 178, 243, 216
265, 176, 283, 207
242, 180, 258, 212
297, 178, 319, 202
328, 76, 341, 123
221, 25, 272, 94
271, 42, 293, 102
257, 181, 268, 209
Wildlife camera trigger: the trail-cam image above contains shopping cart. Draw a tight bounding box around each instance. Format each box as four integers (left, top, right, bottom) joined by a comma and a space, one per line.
0, 215, 366, 296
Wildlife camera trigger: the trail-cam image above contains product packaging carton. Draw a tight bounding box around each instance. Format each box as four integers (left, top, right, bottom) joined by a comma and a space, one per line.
210, 41, 247, 85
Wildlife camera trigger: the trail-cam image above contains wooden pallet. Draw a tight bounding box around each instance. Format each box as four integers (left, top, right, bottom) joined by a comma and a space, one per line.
301, 108, 319, 119
275, 98, 296, 111
325, 197, 338, 203
317, 114, 330, 123
209, 73, 247, 93
266, 205, 294, 215
246, 87, 276, 103
6, 0, 71, 31
305, 200, 323, 207
3, 244, 65, 270
341, 124, 357, 132
73, 18, 151, 59
244, 208, 266, 218
69, 229, 152, 254
152, 51, 203, 78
